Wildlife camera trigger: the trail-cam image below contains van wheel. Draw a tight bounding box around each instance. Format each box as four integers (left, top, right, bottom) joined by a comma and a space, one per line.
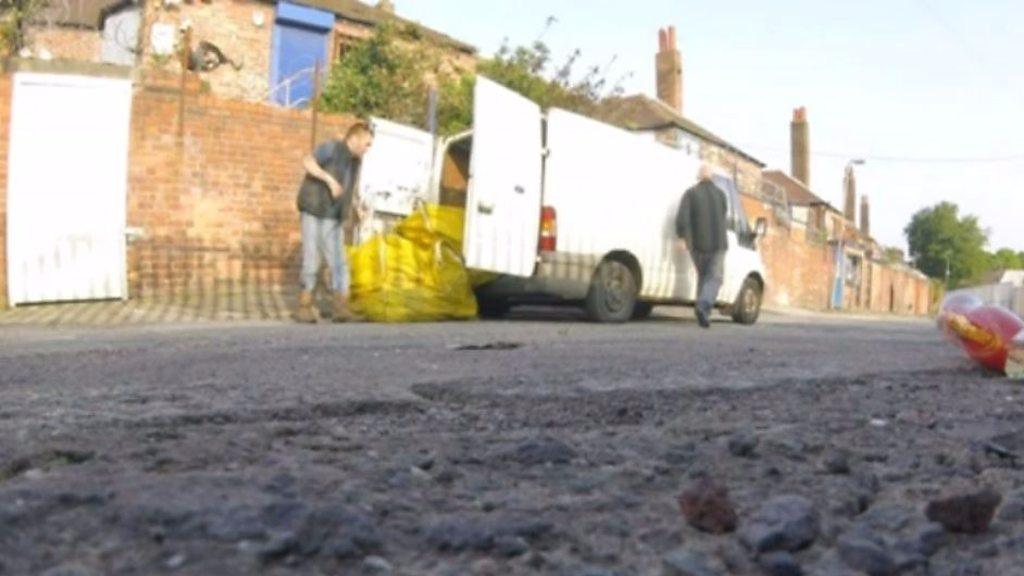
731, 278, 763, 325
477, 299, 510, 319
585, 260, 638, 323
632, 302, 654, 320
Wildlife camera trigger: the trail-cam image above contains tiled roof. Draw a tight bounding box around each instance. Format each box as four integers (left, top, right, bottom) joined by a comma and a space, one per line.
294, 0, 475, 53
762, 170, 835, 209
593, 94, 763, 167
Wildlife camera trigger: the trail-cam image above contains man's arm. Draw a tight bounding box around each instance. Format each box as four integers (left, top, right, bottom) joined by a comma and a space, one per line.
303, 145, 342, 199
676, 191, 691, 241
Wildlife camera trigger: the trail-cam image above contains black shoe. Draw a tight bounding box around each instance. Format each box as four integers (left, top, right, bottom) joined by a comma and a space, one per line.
695, 307, 711, 329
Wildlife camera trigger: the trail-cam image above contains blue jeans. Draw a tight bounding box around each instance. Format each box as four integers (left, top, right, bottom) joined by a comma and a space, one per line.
300, 213, 349, 294
693, 251, 725, 314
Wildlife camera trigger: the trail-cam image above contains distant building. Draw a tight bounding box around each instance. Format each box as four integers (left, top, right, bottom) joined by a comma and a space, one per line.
985, 269, 1024, 287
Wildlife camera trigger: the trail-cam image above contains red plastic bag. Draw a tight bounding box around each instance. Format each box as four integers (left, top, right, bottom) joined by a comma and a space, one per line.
938, 293, 1024, 377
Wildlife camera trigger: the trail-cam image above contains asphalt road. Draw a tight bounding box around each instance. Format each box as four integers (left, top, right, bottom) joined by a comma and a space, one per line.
1, 310, 1021, 575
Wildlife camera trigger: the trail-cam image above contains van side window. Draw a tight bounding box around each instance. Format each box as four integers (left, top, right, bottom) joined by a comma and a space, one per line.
711, 176, 751, 235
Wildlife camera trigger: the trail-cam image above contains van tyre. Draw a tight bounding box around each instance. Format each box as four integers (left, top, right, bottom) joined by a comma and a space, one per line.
632, 302, 655, 320
477, 299, 510, 319
585, 260, 638, 324
731, 277, 763, 325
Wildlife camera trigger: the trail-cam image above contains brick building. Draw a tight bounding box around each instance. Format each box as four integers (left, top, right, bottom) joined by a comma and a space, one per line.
595, 26, 930, 315
763, 111, 931, 314
24, 0, 142, 65
21, 0, 475, 104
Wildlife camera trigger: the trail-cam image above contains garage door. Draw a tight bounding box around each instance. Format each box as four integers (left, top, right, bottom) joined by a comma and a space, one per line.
6, 73, 132, 305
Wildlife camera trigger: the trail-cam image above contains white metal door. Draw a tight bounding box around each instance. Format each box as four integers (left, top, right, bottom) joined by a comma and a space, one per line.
359, 117, 434, 217
6, 73, 132, 305
464, 77, 543, 277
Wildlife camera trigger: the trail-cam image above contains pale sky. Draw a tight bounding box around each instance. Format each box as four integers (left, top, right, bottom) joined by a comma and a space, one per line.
399, 0, 1024, 254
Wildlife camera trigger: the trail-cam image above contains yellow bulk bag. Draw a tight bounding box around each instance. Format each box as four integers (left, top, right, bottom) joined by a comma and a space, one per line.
347, 204, 480, 323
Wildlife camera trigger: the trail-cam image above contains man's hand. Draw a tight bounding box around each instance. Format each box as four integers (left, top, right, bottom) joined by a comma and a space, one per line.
327, 179, 343, 200
303, 154, 342, 198
354, 200, 370, 222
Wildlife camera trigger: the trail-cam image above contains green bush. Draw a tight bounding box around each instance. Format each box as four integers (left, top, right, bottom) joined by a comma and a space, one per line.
319, 23, 625, 136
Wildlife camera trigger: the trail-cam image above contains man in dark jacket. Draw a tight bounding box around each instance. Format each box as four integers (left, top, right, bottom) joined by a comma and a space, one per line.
295, 122, 374, 323
676, 164, 729, 328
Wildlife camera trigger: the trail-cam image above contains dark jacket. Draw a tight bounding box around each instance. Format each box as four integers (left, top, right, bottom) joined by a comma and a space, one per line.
296, 140, 360, 220
676, 179, 729, 253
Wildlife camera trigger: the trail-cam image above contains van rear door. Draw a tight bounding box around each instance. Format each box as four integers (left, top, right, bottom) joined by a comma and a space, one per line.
359, 118, 435, 217
464, 77, 543, 277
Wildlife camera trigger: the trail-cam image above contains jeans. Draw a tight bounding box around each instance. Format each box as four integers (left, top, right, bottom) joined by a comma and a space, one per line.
693, 250, 725, 314
300, 213, 349, 294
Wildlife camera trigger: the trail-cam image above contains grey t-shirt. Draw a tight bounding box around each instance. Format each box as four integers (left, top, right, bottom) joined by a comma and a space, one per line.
296, 140, 359, 220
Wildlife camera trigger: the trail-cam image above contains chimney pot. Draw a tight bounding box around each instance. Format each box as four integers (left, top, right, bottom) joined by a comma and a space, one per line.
844, 167, 857, 223
860, 195, 871, 236
656, 26, 683, 115
790, 107, 810, 186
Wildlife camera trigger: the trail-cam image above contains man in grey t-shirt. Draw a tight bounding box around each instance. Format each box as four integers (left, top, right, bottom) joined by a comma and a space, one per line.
294, 122, 374, 323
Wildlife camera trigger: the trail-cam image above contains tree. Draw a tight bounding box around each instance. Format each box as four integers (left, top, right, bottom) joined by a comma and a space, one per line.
319, 24, 437, 127
882, 247, 905, 264
320, 22, 626, 136
435, 40, 625, 135
904, 202, 989, 287
1, 0, 47, 56
989, 248, 1023, 271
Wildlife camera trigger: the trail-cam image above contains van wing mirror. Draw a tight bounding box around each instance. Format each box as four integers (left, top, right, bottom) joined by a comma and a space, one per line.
755, 217, 768, 237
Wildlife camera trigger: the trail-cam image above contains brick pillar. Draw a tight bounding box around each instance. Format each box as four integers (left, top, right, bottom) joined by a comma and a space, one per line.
860, 195, 870, 236
656, 26, 683, 114
790, 107, 809, 187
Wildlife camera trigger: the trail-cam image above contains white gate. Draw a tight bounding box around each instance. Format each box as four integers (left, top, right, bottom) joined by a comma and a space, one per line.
6, 73, 132, 305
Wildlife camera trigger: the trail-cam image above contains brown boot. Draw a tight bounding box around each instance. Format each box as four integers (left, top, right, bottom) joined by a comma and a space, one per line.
332, 293, 361, 323
294, 290, 319, 323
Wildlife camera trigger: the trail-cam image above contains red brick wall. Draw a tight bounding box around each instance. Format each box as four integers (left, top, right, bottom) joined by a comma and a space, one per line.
760, 230, 833, 310
866, 262, 931, 315
27, 27, 103, 62
0, 75, 9, 308
140, 0, 474, 105
740, 194, 834, 311
126, 76, 354, 298
142, 0, 275, 103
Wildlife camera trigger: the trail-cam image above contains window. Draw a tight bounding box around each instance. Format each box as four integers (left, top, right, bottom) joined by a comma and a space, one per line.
334, 34, 355, 62
712, 175, 752, 236
845, 254, 862, 286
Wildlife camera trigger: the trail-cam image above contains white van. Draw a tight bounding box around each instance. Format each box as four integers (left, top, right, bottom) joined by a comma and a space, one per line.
361, 77, 768, 324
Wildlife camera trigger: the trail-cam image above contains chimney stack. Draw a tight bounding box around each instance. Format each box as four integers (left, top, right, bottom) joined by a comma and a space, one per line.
860, 195, 871, 237
844, 166, 857, 223
656, 26, 683, 114
790, 107, 810, 187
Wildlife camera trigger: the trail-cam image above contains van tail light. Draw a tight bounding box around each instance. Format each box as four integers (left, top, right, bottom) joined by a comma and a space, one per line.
539, 206, 557, 253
